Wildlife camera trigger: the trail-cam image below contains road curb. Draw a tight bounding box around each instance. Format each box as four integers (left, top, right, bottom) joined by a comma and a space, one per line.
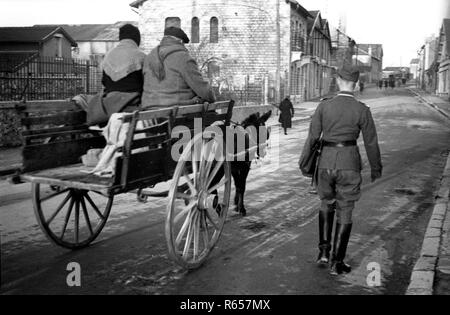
406, 153, 450, 295
407, 88, 450, 120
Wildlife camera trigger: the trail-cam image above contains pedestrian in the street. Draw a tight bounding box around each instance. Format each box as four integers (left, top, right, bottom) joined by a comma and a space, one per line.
299, 64, 383, 276
278, 96, 295, 135
142, 26, 215, 108
359, 81, 365, 94
378, 80, 383, 89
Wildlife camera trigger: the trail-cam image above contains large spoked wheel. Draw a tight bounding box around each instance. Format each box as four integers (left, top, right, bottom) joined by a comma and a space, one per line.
166, 133, 231, 269
32, 183, 113, 250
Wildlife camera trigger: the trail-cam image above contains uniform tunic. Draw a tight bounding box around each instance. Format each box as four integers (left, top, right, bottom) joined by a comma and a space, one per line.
300, 91, 382, 222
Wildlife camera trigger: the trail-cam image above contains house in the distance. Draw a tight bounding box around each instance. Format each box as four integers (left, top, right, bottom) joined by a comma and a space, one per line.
36, 21, 138, 62
0, 26, 77, 59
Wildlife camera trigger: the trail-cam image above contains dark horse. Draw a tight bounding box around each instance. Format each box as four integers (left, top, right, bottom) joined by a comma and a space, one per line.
216, 110, 272, 216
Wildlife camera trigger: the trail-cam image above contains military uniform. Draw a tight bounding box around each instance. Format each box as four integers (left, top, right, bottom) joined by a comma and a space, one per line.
300, 65, 382, 275
306, 91, 382, 221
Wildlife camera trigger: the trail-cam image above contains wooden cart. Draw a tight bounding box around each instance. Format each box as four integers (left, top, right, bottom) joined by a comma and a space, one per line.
13, 100, 235, 269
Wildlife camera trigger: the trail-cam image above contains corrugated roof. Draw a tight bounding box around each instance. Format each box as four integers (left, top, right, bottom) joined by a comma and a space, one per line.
0, 26, 77, 46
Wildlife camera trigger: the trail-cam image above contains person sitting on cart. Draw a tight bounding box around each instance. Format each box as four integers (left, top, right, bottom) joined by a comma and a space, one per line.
142, 26, 216, 108
73, 24, 146, 125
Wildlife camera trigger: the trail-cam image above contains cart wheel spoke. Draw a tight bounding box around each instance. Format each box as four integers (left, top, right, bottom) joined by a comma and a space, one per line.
84, 192, 105, 220
40, 188, 70, 203
80, 196, 94, 236
175, 209, 195, 247
175, 192, 192, 200
183, 173, 196, 195
74, 198, 80, 244
205, 210, 220, 231
60, 197, 75, 240
203, 141, 217, 189
206, 159, 224, 189
208, 177, 228, 194
46, 191, 72, 225
174, 200, 197, 224
182, 211, 196, 259
201, 212, 210, 249
193, 211, 201, 260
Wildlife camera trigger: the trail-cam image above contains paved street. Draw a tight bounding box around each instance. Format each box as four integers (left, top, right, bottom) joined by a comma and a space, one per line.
1, 87, 449, 295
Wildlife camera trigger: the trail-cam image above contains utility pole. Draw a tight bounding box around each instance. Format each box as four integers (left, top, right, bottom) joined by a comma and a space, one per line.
275, 0, 281, 103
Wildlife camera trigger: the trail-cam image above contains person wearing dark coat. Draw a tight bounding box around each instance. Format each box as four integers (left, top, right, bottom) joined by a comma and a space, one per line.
278, 96, 295, 135
142, 27, 215, 108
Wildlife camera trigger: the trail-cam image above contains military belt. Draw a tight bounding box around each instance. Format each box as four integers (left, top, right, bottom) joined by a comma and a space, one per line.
322, 140, 357, 148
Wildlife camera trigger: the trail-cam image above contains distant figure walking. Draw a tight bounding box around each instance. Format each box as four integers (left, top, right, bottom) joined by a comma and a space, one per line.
278, 96, 295, 135
378, 80, 383, 89
390, 79, 395, 89
359, 81, 365, 94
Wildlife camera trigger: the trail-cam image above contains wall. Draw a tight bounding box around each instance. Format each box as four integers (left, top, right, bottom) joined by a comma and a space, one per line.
136, 0, 292, 105
41, 36, 72, 58
73, 41, 118, 61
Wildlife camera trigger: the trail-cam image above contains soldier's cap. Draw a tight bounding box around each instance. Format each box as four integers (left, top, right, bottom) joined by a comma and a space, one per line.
337, 64, 360, 83
164, 27, 190, 44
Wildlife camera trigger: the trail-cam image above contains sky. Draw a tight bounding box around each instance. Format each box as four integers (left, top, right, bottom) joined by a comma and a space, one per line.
0, 0, 448, 67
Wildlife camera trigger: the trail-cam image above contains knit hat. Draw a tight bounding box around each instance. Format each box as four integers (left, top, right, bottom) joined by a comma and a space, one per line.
164, 26, 190, 44
119, 24, 141, 46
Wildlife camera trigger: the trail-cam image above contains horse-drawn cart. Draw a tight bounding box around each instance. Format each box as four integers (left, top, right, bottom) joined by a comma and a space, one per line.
13, 100, 235, 269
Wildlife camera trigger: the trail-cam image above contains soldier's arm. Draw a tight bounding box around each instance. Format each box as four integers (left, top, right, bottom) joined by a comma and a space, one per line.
302, 104, 322, 151
360, 107, 382, 172
180, 56, 216, 103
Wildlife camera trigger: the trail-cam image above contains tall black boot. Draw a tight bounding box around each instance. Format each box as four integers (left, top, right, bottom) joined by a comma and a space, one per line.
330, 223, 353, 275
317, 204, 335, 265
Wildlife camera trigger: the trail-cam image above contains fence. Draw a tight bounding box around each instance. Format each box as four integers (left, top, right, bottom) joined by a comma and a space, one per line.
0, 54, 102, 101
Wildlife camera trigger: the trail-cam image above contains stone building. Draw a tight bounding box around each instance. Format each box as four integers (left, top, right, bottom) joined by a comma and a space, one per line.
437, 19, 450, 98
130, 0, 332, 104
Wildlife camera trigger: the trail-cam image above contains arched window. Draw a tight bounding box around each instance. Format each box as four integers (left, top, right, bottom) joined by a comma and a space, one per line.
210, 17, 219, 43
191, 17, 200, 43
165, 17, 181, 29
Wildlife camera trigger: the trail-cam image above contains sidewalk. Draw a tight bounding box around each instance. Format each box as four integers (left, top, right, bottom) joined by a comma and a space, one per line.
406, 93, 450, 295
408, 88, 450, 119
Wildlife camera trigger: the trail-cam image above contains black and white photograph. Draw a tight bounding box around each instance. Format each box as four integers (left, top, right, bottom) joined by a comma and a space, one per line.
0, 0, 450, 300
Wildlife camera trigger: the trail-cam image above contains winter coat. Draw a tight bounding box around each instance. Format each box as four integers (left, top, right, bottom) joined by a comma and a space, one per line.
278, 98, 294, 129
142, 36, 215, 108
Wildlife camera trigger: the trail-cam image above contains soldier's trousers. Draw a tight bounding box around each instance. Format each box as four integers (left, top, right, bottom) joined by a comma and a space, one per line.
317, 169, 362, 224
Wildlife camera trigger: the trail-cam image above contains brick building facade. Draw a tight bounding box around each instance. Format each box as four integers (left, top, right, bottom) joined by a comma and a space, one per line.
130, 0, 332, 104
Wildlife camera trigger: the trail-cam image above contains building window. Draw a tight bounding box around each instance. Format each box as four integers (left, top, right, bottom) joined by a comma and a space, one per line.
191, 17, 200, 43
165, 17, 181, 29
210, 17, 219, 43
54, 34, 63, 58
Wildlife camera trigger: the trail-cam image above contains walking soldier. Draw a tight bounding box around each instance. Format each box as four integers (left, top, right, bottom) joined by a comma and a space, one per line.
299, 64, 383, 275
